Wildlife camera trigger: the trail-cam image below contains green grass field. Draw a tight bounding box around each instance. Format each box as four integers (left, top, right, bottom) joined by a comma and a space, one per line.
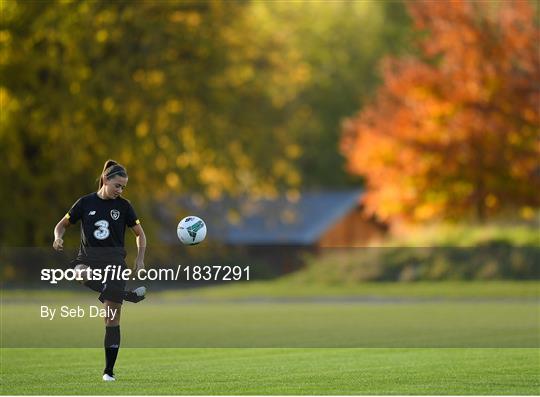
2, 301, 539, 348
2, 348, 539, 394
2, 282, 539, 394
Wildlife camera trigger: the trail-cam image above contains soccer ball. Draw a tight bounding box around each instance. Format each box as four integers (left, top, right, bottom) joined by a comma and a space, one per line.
177, 216, 207, 245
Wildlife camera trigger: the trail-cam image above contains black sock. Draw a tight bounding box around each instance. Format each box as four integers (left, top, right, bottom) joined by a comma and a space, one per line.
104, 325, 120, 376
83, 280, 104, 293
99, 285, 124, 304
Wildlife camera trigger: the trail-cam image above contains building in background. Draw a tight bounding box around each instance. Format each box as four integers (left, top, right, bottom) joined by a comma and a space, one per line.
156, 190, 388, 274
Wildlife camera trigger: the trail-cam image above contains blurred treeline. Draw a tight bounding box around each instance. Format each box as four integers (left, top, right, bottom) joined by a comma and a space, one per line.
300, 246, 540, 282
0, 0, 411, 246
298, 224, 540, 283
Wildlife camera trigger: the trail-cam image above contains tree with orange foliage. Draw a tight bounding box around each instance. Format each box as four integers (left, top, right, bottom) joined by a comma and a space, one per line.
341, 0, 539, 222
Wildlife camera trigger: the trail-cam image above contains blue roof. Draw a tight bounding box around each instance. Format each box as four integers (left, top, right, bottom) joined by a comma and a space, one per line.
165, 189, 363, 245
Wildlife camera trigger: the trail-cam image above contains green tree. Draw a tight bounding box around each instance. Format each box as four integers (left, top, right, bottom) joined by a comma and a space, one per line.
254, 0, 412, 187
1, 0, 413, 245
0, 0, 308, 245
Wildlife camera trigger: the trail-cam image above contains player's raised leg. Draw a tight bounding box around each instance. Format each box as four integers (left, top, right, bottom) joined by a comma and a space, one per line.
74, 264, 105, 294
123, 286, 146, 303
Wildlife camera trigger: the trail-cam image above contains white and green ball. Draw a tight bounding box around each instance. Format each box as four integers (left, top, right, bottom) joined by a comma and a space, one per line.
177, 216, 207, 245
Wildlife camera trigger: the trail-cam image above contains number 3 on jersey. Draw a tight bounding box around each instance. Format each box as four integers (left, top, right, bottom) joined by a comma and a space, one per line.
94, 220, 110, 240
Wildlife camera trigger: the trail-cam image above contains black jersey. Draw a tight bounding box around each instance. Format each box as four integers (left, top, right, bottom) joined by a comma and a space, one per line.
66, 193, 140, 265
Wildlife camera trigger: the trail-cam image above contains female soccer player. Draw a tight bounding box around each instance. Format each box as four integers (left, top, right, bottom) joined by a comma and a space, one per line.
52, 159, 147, 382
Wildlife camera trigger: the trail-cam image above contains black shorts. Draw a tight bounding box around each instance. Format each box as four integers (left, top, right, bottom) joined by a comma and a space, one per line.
70, 259, 127, 304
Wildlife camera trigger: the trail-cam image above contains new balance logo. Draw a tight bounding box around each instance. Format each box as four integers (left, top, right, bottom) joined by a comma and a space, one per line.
89, 211, 96, 215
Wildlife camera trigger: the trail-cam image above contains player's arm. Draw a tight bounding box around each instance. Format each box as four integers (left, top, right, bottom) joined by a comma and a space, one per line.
131, 223, 146, 271
53, 216, 71, 251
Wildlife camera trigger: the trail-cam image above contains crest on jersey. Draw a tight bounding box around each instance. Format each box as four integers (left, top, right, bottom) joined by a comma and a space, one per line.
110, 209, 120, 220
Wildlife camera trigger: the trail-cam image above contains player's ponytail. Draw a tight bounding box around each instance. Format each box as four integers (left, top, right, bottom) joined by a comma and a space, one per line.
99, 159, 128, 188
